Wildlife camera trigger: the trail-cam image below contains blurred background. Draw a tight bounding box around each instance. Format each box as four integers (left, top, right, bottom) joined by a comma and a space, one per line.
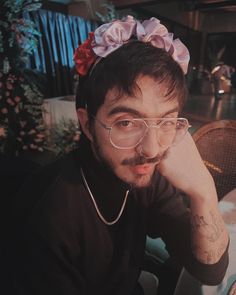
1, 2, 236, 294
1, 0, 236, 159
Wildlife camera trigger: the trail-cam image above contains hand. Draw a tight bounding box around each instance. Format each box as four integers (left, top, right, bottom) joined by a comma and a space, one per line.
157, 132, 217, 200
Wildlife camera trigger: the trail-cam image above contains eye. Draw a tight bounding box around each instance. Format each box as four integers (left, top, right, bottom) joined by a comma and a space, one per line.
164, 121, 176, 126
162, 120, 176, 127
160, 119, 176, 131
115, 120, 135, 129
176, 119, 186, 129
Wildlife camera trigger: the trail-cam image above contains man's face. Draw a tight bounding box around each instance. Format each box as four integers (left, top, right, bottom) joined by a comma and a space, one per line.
89, 75, 179, 188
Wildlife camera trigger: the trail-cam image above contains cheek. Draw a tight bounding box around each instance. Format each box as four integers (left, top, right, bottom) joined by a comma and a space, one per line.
93, 126, 131, 160
92, 125, 139, 168
103, 145, 135, 170
104, 146, 129, 164
93, 123, 110, 144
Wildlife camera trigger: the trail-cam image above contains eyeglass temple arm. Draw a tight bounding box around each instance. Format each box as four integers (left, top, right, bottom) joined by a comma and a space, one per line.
91, 115, 112, 130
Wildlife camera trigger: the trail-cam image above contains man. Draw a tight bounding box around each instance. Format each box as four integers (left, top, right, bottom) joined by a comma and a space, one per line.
3, 16, 229, 295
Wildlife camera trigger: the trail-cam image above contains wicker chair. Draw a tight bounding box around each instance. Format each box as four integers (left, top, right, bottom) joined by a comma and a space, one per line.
193, 120, 236, 200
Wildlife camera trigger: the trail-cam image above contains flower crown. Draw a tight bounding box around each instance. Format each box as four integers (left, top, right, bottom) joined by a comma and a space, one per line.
74, 15, 190, 76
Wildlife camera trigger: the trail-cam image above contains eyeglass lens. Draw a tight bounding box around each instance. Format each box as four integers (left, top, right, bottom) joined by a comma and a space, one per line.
110, 118, 189, 148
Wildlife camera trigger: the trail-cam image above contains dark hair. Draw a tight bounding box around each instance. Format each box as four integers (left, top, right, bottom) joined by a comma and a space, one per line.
76, 41, 188, 116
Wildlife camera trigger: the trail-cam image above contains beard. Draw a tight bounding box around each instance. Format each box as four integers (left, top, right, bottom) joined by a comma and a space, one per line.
91, 132, 168, 189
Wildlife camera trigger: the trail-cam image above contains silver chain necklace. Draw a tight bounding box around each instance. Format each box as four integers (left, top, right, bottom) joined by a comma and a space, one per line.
80, 168, 129, 226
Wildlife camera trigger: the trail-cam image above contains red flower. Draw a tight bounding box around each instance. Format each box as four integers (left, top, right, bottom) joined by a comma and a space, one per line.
74, 32, 96, 76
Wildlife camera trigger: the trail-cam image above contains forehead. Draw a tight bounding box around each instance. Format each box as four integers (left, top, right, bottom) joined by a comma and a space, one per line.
98, 75, 179, 118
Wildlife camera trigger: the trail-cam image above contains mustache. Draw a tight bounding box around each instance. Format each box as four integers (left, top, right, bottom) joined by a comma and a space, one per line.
122, 151, 167, 166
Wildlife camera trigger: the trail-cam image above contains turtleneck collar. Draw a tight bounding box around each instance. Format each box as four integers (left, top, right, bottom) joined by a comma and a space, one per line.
75, 136, 130, 221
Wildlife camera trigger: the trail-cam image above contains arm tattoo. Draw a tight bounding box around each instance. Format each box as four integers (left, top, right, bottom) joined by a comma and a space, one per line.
191, 211, 224, 242
191, 211, 226, 263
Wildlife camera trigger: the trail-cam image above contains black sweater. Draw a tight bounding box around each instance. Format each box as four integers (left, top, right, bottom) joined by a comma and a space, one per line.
2, 141, 229, 295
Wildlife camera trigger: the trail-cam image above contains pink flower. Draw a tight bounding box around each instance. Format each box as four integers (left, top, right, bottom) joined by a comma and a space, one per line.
20, 121, 26, 128
93, 15, 136, 57
14, 96, 21, 102
137, 18, 173, 51
170, 39, 190, 75
136, 17, 189, 74
73, 15, 190, 75
28, 129, 36, 135
7, 98, 14, 105
36, 133, 45, 139
73, 133, 80, 142
0, 127, 6, 137
1, 108, 8, 114
6, 83, 13, 90
30, 144, 37, 149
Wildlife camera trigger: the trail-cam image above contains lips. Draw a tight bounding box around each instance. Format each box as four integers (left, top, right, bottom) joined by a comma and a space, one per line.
131, 163, 154, 175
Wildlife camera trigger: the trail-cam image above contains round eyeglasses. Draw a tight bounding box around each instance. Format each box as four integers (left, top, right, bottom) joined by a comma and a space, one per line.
94, 117, 191, 149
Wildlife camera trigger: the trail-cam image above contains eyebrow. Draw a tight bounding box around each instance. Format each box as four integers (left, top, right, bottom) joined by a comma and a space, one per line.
107, 106, 180, 118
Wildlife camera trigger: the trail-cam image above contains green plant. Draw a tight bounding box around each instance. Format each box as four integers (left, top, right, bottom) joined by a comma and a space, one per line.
0, 0, 41, 68
0, 71, 46, 155
49, 119, 81, 156
95, 2, 120, 22
0, 0, 46, 156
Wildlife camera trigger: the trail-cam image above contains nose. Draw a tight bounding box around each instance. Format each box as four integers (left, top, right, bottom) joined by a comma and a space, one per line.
137, 127, 160, 159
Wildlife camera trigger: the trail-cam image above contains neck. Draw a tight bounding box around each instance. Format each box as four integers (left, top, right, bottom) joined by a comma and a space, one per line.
77, 137, 130, 220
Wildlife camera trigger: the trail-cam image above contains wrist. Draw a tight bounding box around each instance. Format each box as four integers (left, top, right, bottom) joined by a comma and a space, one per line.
188, 189, 218, 206
187, 176, 218, 202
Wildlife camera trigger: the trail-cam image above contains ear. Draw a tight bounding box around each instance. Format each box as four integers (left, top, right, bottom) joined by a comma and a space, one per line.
77, 108, 93, 142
